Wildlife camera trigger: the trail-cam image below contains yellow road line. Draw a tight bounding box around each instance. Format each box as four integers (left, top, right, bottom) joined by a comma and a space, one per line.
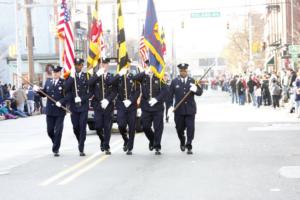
57, 142, 123, 185
39, 140, 122, 186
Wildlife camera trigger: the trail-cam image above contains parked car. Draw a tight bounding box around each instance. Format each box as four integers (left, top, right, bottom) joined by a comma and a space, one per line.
87, 60, 143, 132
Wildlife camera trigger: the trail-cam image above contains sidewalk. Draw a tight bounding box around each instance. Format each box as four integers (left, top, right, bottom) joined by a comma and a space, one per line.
195, 90, 300, 123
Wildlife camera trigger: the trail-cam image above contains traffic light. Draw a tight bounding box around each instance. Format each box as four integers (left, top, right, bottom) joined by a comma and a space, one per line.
226, 22, 230, 30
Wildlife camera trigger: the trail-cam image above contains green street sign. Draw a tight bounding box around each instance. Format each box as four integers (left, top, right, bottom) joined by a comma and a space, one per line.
288, 45, 300, 54
191, 12, 221, 18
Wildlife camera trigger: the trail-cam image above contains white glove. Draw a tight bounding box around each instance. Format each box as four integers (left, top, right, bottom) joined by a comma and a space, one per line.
96, 68, 105, 77
33, 85, 40, 92
145, 67, 153, 75
123, 99, 132, 108
55, 101, 62, 107
75, 96, 81, 103
149, 98, 158, 107
168, 106, 174, 113
101, 98, 109, 109
118, 68, 128, 76
190, 83, 197, 93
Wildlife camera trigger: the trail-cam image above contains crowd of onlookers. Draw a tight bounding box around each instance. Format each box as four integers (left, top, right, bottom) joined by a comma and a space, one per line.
0, 81, 44, 120
223, 68, 300, 118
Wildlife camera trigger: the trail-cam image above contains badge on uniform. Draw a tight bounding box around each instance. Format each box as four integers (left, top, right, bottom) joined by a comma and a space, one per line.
155, 80, 158, 84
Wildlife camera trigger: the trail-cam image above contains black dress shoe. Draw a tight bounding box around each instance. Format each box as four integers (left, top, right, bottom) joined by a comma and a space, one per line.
80, 152, 86, 156
187, 149, 193, 155
180, 145, 186, 152
54, 152, 60, 157
126, 150, 132, 155
155, 149, 161, 155
123, 145, 128, 152
100, 142, 104, 152
105, 150, 111, 155
149, 143, 154, 151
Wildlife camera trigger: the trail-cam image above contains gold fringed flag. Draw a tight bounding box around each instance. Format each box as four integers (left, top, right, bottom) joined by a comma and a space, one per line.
87, 0, 104, 73
117, 0, 130, 72
144, 0, 166, 79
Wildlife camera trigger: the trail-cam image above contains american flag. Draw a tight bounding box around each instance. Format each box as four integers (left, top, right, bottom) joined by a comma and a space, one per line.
57, 0, 75, 78
139, 27, 148, 68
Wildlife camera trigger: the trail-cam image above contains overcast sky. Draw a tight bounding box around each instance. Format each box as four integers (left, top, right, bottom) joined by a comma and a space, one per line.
73, 0, 266, 66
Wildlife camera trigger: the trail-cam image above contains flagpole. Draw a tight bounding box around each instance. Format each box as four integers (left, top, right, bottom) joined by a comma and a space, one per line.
124, 74, 127, 100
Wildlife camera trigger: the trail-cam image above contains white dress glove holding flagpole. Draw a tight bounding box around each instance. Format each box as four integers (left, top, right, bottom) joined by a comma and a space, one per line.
149, 98, 158, 107
123, 99, 132, 108
145, 67, 153, 75
101, 99, 109, 109
33, 85, 40, 92
190, 83, 197, 93
96, 68, 105, 77
55, 101, 62, 107
75, 96, 81, 103
118, 68, 128, 76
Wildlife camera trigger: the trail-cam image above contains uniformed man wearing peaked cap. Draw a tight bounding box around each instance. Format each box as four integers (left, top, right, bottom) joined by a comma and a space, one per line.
33, 65, 69, 157
133, 64, 168, 155
65, 58, 92, 156
168, 63, 203, 154
88, 57, 117, 155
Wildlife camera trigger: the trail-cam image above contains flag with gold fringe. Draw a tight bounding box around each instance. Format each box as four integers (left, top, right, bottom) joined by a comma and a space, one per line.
144, 0, 165, 79
87, 0, 105, 73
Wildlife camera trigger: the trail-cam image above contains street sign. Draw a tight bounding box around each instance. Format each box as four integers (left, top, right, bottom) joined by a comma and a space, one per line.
288, 45, 300, 54
289, 45, 300, 65
191, 11, 221, 18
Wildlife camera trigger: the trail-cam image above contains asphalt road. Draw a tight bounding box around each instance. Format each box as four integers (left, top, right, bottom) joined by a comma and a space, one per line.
0, 90, 300, 200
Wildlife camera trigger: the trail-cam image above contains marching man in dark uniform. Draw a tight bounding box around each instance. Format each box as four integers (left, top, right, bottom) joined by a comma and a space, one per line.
33, 65, 69, 157
169, 63, 203, 155
88, 58, 117, 155
109, 64, 141, 155
133, 63, 168, 155
65, 58, 92, 156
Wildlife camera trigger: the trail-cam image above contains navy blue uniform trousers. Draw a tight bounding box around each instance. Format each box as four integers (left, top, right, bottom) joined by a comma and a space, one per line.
174, 114, 195, 149
117, 108, 136, 151
141, 110, 164, 150
94, 110, 113, 150
46, 115, 65, 153
71, 111, 88, 153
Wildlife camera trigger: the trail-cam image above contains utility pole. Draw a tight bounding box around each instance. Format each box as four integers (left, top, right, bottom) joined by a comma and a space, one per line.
15, 0, 22, 88
24, 0, 35, 83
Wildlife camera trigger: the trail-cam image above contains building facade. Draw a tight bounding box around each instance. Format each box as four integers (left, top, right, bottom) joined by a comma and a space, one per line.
264, 0, 300, 72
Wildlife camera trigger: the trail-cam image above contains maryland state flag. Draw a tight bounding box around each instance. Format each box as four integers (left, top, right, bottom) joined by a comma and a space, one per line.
87, 0, 104, 72
144, 0, 166, 79
117, 0, 130, 72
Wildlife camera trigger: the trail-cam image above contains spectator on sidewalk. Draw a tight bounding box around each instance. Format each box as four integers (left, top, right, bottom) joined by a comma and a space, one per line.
270, 78, 282, 109
237, 76, 246, 105
9, 99, 27, 117
255, 84, 262, 108
0, 103, 17, 119
26, 85, 35, 115
0, 81, 3, 104
14, 86, 27, 112
230, 76, 238, 104
295, 71, 300, 118
247, 75, 256, 106
262, 74, 272, 106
